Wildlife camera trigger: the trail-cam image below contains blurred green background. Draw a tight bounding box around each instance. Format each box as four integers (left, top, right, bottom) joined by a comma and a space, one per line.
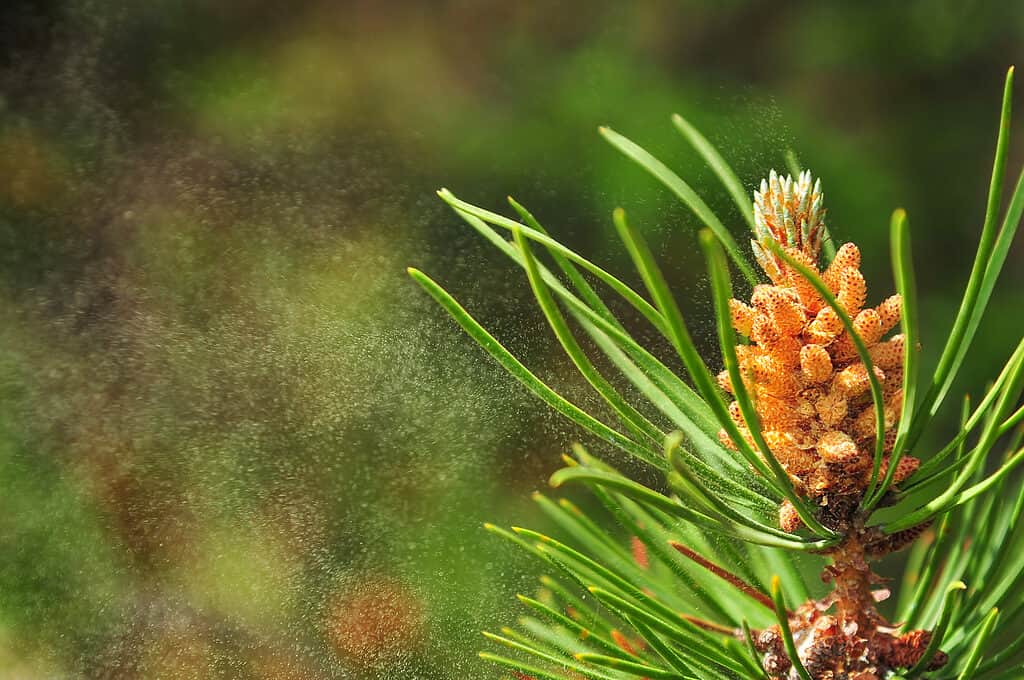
0, 1, 1022, 678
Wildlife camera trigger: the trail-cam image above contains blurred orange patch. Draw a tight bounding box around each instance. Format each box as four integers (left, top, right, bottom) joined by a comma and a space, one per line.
324, 576, 425, 669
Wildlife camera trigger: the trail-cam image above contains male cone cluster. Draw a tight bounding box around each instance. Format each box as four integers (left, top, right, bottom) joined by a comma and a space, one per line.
717, 170, 919, 532
725, 172, 942, 679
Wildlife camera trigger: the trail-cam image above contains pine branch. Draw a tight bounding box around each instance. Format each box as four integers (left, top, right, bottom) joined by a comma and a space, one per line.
414, 64, 1024, 680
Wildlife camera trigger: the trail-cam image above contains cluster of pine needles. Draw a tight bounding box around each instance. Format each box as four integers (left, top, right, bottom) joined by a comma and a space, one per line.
411, 67, 1024, 679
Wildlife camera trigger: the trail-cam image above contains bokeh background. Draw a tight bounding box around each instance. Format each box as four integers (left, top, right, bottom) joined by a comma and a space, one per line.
1, 1, 1022, 678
